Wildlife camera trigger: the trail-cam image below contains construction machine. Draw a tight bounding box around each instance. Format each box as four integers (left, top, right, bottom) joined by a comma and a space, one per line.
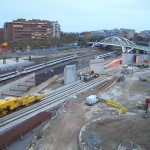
0, 93, 44, 117
18, 93, 44, 106
0, 97, 20, 116
99, 98, 126, 115
81, 70, 99, 82
116, 74, 125, 83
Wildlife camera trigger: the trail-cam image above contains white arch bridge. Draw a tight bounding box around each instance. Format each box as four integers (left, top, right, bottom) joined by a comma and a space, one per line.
89, 36, 150, 53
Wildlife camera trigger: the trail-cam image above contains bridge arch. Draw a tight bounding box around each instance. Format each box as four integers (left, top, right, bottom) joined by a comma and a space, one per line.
92, 36, 135, 53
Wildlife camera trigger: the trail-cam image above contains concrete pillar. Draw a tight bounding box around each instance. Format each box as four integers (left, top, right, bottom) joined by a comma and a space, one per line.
3, 58, 6, 64
122, 53, 135, 64
90, 59, 104, 74
136, 50, 139, 54
64, 65, 77, 85
122, 46, 126, 53
16, 57, 19, 62
29, 56, 32, 61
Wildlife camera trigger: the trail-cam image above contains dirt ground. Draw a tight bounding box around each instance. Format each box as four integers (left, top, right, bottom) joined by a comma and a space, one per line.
33, 69, 150, 150
81, 115, 150, 150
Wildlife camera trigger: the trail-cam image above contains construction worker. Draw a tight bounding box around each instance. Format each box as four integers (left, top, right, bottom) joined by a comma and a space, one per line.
145, 97, 150, 113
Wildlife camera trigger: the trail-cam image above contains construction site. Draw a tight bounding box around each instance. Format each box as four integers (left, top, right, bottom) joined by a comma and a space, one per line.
0, 44, 150, 150
30, 69, 150, 150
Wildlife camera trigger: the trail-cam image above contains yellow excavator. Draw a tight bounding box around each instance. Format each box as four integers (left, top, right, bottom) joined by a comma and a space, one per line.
99, 98, 126, 115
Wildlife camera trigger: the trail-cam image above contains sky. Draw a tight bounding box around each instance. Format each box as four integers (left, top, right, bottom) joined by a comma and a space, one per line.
0, 0, 150, 32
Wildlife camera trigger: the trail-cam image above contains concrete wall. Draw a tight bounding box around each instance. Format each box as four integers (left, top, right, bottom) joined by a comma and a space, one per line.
0, 73, 35, 99
64, 65, 77, 85
135, 54, 149, 63
89, 59, 104, 74
122, 53, 149, 64
122, 53, 135, 64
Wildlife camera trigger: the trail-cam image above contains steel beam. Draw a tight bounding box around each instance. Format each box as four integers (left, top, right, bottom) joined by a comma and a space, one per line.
1, 94, 21, 97
10, 89, 27, 92
25, 80, 35, 83
18, 84, 34, 87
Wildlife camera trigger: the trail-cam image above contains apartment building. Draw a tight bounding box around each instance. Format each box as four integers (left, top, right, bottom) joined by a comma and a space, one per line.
140, 30, 150, 38
4, 19, 61, 41
121, 29, 135, 39
0, 28, 4, 42
52, 21, 61, 38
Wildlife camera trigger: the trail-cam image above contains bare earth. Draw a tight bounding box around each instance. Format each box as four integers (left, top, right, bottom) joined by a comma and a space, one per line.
34, 69, 150, 150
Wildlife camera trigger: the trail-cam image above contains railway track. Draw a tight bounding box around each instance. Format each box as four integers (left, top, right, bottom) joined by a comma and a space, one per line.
0, 51, 116, 83
0, 75, 113, 133
0, 67, 121, 134
0, 67, 120, 121
0, 54, 77, 82
0, 66, 122, 134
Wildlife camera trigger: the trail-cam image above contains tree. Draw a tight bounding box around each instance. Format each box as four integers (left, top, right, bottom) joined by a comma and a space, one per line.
77, 37, 87, 47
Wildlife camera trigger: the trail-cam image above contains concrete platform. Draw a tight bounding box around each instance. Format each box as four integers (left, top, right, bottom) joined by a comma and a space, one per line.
0, 58, 33, 72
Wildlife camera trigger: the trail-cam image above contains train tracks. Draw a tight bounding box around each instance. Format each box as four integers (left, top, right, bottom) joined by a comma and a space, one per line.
0, 74, 114, 133
0, 66, 122, 135
0, 54, 77, 83
0, 68, 122, 133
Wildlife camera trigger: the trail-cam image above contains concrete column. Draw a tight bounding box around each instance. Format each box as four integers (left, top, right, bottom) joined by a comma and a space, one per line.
122, 46, 126, 53
16, 57, 19, 62
136, 50, 139, 54
64, 65, 77, 85
3, 58, 6, 64
29, 56, 32, 61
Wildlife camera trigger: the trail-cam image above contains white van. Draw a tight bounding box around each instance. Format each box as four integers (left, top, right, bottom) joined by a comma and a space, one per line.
85, 95, 98, 106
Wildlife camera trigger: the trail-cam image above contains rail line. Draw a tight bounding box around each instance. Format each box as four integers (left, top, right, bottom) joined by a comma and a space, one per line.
0, 74, 116, 134
0, 51, 117, 82
0, 67, 121, 120
0, 66, 122, 135
0, 75, 108, 120
0, 66, 121, 122
0, 54, 77, 82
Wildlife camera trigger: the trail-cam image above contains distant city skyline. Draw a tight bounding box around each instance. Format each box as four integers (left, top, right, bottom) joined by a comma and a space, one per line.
1, 0, 150, 32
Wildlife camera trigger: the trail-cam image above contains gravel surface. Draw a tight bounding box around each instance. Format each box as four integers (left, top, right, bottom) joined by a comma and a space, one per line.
33, 69, 150, 150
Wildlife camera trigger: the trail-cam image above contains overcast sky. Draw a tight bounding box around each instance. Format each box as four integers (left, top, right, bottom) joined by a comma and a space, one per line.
1, 0, 150, 32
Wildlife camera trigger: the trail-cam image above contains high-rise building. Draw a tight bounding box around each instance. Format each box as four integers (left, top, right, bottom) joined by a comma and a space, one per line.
121, 29, 135, 39
0, 28, 4, 42
52, 21, 61, 38
140, 30, 150, 38
91, 30, 106, 37
4, 19, 61, 41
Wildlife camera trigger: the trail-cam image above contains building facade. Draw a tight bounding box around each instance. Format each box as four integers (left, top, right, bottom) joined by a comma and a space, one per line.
52, 21, 61, 38
0, 28, 4, 42
140, 30, 150, 38
4, 19, 61, 41
121, 29, 135, 39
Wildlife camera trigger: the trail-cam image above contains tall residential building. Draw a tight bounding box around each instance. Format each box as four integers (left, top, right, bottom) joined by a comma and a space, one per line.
80, 32, 93, 39
91, 30, 106, 37
140, 30, 150, 38
104, 29, 123, 37
52, 21, 61, 38
121, 29, 135, 39
4, 19, 61, 41
0, 28, 4, 42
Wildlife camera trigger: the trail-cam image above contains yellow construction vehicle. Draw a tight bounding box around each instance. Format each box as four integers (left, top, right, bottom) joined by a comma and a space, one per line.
99, 98, 126, 115
0, 97, 20, 116
0, 93, 44, 117
19, 93, 44, 106
81, 70, 99, 82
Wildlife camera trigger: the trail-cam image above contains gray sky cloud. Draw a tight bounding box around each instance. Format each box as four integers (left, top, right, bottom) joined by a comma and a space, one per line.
0, 0, 150, 32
